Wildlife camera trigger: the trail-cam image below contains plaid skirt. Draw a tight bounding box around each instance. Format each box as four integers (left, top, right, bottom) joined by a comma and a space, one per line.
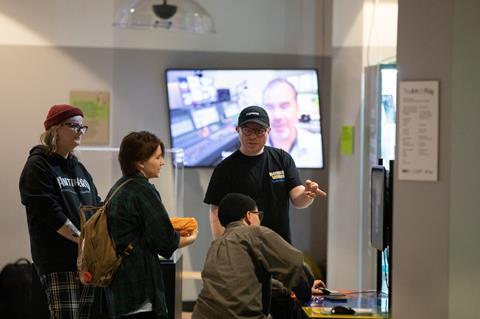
40, 271, 95, 319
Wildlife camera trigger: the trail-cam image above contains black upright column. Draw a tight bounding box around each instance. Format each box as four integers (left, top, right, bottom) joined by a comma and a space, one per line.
160, 253, 183, 319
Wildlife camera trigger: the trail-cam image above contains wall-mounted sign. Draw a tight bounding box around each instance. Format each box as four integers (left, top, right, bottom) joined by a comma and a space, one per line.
340, 125, 354, 156
70, 91, 110, 145
398, 81, 439, 181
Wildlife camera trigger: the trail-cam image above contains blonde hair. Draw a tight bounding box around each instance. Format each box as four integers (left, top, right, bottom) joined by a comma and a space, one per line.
39, 125, 61, 154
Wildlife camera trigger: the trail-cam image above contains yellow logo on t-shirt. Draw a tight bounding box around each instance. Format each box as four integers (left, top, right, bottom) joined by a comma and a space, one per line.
269, 170, 285, 183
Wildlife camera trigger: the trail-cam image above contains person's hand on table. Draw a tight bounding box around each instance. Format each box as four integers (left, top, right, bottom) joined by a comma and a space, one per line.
311, 279, 326, 295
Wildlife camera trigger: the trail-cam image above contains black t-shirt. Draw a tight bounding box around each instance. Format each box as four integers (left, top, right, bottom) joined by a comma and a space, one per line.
204, 146, 302, 243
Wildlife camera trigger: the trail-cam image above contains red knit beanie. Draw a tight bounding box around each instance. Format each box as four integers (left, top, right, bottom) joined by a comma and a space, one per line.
44, 104, 84, 130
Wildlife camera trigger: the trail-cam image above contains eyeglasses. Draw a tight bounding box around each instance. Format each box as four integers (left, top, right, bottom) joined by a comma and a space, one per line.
240, 126, 268, 137
249, 210, 264, 221
63, 122, 88, 134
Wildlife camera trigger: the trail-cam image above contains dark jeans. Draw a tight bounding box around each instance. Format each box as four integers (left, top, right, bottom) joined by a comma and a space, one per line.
270, 295, 302, 319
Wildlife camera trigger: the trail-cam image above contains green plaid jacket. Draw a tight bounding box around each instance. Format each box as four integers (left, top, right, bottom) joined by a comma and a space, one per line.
103, 173, 180, 318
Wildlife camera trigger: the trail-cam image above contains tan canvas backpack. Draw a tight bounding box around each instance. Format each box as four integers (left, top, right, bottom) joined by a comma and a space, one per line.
77, 179, 133, 287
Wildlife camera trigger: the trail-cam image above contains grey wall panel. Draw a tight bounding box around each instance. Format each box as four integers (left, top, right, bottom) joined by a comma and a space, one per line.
395, 1, 453, 318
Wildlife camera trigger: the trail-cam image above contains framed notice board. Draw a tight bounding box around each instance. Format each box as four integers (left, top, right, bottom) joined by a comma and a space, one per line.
398, 80, 439, 181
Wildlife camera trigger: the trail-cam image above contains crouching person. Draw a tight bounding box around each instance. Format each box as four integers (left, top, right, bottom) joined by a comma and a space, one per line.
192, 193, 312, 319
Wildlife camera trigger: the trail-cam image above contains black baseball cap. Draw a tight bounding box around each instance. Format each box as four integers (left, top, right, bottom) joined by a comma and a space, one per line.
237, 106, 270, 128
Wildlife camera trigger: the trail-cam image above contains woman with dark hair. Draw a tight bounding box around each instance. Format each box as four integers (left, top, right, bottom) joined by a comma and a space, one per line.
19, 104, 100, 318
103, 131, 198, 319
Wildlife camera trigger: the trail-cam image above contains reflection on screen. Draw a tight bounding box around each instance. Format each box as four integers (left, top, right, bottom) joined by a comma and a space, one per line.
222, 102, 239, 118
371, 166, 386, 251
165, 69, 324, 168
171, 117, 195, 138
191, 107, 220, 129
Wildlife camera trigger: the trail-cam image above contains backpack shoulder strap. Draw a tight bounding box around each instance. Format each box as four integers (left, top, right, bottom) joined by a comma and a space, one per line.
104, 178, 135, 256
104, 178, 134, 205
79, 178, 133, 225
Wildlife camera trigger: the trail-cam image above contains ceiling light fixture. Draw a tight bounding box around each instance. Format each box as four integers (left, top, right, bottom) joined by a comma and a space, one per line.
113, 0, 215, 34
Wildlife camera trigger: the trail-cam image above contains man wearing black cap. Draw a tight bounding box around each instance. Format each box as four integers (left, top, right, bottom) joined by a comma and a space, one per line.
204, 105, 326, 243
192, 193, 312, 319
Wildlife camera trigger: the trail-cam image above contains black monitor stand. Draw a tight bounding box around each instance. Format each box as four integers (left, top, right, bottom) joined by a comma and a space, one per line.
375, 159, 393, 314
376, 246, 392, 312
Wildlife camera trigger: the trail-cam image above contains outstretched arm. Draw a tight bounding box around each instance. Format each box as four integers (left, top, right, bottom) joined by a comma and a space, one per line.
290, 179, 327, 208
178, 228, 199, 248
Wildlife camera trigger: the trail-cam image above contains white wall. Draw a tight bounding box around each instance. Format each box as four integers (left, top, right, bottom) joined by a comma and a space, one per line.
327, 0, 397, 290
0, 46, 115, 267
0, 0, 328, 55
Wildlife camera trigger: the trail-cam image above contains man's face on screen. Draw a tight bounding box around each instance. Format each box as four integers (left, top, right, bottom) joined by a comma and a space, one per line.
263, 81, 299, 150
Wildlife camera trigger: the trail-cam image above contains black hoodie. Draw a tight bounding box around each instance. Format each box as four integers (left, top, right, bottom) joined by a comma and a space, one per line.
19, 145, 100, 275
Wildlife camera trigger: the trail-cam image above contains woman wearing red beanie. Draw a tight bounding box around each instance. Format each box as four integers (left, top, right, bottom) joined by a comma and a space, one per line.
19, 104, 101, 318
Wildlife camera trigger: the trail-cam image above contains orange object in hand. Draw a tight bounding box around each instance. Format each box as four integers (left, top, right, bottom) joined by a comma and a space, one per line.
170, 217, 198, 236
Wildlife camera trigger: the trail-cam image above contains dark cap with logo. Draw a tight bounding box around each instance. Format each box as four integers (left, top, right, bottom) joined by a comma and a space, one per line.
237, 106, 270, 128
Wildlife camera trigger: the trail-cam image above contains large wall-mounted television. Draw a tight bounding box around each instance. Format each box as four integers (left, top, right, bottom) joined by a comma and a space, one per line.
165, 68, 324, 168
